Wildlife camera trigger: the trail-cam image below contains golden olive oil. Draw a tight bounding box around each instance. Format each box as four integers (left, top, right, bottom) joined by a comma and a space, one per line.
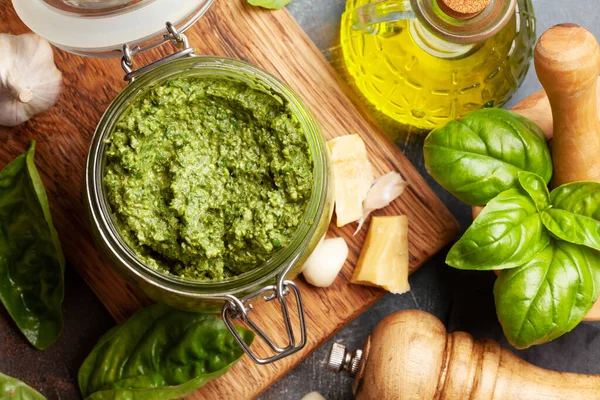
340, 0, 536, 130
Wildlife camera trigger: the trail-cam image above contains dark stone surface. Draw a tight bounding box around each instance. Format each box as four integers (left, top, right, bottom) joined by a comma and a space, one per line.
1, 1, 600, 399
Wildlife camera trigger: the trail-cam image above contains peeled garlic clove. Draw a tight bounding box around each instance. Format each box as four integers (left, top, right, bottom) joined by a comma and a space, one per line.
302, 237, 349, 288
301, 392, 326, 400
0, 33, 62, 127
355, 171, 407, 234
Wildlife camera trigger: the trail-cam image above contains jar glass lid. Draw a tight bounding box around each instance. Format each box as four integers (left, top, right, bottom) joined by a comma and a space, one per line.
13, 0, 214, 57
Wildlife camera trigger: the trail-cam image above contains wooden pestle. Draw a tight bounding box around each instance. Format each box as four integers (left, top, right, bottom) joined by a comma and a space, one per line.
471, 23, 600, 211
535, 24, 600, 187
340, 310, 600, 399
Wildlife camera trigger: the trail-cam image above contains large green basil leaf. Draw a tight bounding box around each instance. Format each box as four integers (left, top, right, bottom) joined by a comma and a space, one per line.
0, 372, 46, 400
494, 240, 600, 349
247, 0, 291, 9
446, 188, 549, 270
0, 142, 64, 350
518, 171, 550, 212
78, 304, 254, 400
541, 181, 600, 251
423, 108, 552, 206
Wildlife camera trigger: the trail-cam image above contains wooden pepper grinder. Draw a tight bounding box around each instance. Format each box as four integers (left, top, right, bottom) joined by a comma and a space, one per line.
534, 24, 600, 187
328, 310, 600, 399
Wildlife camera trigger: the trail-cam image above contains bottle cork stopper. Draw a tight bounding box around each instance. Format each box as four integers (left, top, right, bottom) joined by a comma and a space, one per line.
437, 0, 492, 19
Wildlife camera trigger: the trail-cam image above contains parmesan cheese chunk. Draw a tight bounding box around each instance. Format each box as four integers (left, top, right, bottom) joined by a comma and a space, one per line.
351, 215, 410, 294
327, 134, 374, 227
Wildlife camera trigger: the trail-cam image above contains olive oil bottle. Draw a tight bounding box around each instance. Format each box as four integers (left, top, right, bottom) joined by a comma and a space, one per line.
340, 0, 536, 130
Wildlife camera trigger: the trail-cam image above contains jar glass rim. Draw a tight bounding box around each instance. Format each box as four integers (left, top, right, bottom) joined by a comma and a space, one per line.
86, 56, 330, 297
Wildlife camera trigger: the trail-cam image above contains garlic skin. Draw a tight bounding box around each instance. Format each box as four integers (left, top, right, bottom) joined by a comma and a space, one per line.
355, 171, 408, 234
0, 33, 62, 127
302, 237, 349, 288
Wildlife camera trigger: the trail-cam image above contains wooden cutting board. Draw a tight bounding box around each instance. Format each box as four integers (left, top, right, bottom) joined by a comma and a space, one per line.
510, 82, 600, 322
0, 1, 459, 398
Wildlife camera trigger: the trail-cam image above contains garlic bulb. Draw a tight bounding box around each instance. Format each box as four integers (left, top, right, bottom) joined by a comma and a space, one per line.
355, 171, 408, 234
0, 33, 62, 127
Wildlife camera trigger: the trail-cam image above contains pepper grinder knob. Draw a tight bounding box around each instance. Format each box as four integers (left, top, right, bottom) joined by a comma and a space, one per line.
327, 343, 363, 376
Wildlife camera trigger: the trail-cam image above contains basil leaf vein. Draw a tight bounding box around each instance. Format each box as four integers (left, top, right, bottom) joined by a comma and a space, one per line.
0, 141, 65, 350
423, 108, 552, 206
518, 171, 550, 212
542, 181, 600, 251
78, 304, 254, 400
0, 372, 46, 400
446, 187, 549, 270
494, 240, 600, 349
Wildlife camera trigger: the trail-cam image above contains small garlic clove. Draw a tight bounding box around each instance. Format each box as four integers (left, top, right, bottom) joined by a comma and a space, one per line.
355, 171, 408, 234
302, 237, 349, 288
301, 392, 326, 400
0, 33, 62, 127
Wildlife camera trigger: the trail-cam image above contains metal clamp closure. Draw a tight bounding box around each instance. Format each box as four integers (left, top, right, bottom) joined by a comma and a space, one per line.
121, 22, 195, 82
222, 275, 307, 365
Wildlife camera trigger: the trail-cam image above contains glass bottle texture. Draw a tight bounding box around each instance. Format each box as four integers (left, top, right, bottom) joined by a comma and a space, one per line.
341, 0, 536, 130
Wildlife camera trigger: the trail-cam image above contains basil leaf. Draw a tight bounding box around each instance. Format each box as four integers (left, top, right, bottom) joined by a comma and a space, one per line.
0, 142, 64, 349
247, 0, 291, 9
0, 372, 46, 400
446, 188, 550, 270
423, 108, 552, 206
494, 240, 600, 349
518, 171, 550, 212
78, 304, 254, 400
541, 181, 600, 251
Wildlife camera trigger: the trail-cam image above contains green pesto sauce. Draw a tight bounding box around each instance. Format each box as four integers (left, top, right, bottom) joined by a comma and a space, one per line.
104, 76, 313, 281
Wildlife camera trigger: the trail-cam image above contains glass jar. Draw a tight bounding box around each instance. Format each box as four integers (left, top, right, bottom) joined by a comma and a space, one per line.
86, 55, 332, 308
85, 56, 333, 363
340, 0, 536, 130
